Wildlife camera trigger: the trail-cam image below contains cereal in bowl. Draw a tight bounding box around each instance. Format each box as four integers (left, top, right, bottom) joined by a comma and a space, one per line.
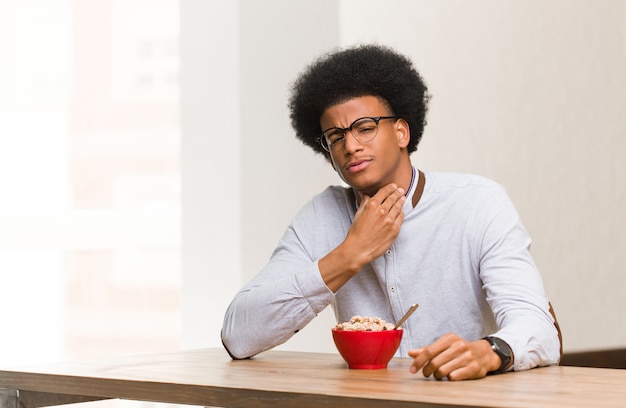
334, 315, 395, 331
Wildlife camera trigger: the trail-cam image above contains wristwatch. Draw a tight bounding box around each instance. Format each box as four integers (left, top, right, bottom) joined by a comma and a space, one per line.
482, 336, 513, 372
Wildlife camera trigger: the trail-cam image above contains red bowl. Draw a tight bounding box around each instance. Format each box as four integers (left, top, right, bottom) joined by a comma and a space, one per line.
331, 328, 403, 369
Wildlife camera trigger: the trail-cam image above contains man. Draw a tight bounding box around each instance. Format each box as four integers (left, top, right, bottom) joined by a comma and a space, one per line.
221, 44, 561, 380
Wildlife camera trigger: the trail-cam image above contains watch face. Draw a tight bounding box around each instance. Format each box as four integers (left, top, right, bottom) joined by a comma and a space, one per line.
485, 336, 512, 372
492, 337, 512, 358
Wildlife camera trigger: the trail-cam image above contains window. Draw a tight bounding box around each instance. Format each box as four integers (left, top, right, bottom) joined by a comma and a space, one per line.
0, 0, 180, 365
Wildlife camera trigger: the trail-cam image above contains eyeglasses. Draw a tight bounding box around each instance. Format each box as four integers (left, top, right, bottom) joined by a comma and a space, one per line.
317, 116, 399, 152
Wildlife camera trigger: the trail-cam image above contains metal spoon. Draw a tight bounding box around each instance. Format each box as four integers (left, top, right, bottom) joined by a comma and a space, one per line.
393, 303, 419, 330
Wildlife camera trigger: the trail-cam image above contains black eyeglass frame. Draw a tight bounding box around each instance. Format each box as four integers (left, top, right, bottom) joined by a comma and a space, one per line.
316, 116, 400, 152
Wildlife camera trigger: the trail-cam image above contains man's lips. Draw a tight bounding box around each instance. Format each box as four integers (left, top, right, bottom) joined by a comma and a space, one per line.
345, 159, 372, 173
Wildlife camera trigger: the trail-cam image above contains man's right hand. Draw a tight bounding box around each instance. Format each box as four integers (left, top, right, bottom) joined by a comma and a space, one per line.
319, 183, 406, 292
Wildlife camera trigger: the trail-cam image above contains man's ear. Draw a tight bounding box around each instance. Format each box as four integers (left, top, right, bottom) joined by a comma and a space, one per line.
396, 118, 411, 149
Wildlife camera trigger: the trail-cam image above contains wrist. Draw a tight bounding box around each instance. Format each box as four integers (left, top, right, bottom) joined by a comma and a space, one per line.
319, 243, 365, 292
335, 238, 371, 272
480, 339, 502, 372
482, 336, 514, 373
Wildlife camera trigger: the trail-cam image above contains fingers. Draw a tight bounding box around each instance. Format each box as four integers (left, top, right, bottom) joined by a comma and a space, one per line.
408, 334, 489, 381
423, 347, 465, 380
410, 348, 459, 380
362, 184, 406, 221
356, 184, 406, 226
371, 183, 405, 208
408, 336, 453, 378
349, 183, 406, 264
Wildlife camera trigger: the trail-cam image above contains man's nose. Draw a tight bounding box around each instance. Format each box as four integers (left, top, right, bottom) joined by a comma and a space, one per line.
343, 130, 363, 153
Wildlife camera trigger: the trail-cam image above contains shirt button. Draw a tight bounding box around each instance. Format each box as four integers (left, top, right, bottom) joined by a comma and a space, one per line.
390, 286, 396, 292
386, 249, 392, 255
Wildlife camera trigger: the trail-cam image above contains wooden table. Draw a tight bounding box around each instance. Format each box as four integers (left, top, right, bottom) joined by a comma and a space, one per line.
1, 348, 625, 408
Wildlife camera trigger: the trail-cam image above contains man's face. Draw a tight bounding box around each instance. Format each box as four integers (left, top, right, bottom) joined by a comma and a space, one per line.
320, 95, 410, 197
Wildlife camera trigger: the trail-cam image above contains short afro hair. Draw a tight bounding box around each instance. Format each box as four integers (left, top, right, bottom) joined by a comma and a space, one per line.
288, 44, 430, 156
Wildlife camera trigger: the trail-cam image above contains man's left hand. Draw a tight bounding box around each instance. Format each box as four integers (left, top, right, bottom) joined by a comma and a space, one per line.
407, 333, 501, 380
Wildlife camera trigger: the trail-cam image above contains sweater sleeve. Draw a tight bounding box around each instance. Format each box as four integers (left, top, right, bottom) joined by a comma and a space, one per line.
474, 183, 561, 370
221, 199, 337, 359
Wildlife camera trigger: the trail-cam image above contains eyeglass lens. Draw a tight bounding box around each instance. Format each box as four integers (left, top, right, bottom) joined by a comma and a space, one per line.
322, 117, 380, 151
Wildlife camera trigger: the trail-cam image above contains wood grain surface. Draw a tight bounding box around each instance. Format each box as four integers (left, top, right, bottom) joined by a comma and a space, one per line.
1, 348, 625, 408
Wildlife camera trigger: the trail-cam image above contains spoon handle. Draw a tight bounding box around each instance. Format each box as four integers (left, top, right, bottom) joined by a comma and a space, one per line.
393, 303, 419, 329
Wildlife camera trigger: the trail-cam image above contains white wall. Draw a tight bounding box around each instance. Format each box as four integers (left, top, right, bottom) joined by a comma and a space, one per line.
180, 0, 340, 352
180, 0, 240, 349
182, 0, 626, 353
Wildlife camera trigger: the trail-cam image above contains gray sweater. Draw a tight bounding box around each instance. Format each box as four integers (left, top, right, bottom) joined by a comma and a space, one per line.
221, 170, 561, 371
